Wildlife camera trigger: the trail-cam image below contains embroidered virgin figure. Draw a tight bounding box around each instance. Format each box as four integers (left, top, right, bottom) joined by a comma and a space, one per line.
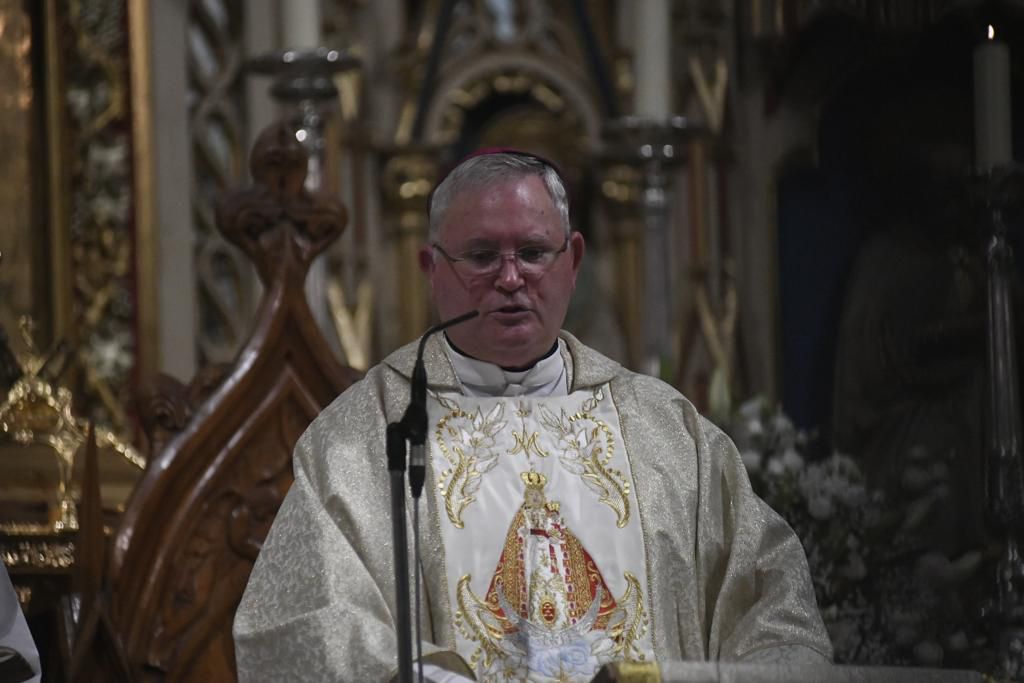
456, 471, 646, 681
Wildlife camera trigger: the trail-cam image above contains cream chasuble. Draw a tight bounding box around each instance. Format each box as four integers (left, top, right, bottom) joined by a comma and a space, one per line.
234, 332, 833, 683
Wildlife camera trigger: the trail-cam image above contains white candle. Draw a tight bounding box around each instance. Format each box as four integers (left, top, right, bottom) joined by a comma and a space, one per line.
974, 25, 1013, 168
283, 0, 322, 49
635, 0, 672, 118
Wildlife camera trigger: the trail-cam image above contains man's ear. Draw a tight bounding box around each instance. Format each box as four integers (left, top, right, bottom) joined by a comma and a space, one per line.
569, 231, 585, 274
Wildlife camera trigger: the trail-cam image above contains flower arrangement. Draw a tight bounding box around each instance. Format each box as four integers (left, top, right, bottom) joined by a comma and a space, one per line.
729, 398, 994, 672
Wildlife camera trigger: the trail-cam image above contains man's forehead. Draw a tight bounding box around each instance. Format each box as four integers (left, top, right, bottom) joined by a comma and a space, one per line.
453, 173, 549, 206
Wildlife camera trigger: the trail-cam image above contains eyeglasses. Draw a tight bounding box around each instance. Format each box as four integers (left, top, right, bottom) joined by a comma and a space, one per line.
431, 237, 570, 279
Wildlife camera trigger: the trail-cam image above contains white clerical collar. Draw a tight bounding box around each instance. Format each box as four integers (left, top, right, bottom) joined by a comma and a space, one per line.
443, 335, 568, 397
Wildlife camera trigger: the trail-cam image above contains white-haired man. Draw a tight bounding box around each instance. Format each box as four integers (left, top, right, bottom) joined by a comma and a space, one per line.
235, 150, 832, 682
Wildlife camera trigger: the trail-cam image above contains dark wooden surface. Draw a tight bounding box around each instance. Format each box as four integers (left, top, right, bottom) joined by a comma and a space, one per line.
74, 121, 360, 682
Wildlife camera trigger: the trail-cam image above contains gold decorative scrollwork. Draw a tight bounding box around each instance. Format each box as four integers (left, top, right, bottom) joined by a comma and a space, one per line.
539, 395, 631, 528
454, 574, 508, 672
434, 403, 507, 528
607, 572, 649, 662
0, 539, 75, 569
435, 390, 632, 529
378, 148, 439, 346
62, 0, 138, 432
0, 325, 144, 532
14, 585, 31, 606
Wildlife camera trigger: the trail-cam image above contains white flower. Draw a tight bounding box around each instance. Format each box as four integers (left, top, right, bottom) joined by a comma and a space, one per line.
740, 449, 763, 472
781, 447, 804, 471
83, 330, 133, 379
67, 87, 92, 120
798, 455, 867, 510
770, 410, 793, 435
737, 396, 765, 421
807, 495, 834, 520
806, 493, 831, 520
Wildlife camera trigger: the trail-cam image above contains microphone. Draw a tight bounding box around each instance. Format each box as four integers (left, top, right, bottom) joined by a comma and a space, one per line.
403, 309, 478, 498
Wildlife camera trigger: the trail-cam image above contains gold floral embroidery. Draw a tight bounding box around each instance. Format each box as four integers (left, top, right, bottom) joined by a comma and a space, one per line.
455, 574, 508, 672
580, 387, 604, 413
539, 402, 632, 527
607, 572, 649, 661
435, 403, 507, 528
434, 390, 632, 529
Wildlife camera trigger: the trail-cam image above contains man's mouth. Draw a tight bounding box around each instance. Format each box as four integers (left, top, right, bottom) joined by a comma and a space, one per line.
491, 305, 531, 318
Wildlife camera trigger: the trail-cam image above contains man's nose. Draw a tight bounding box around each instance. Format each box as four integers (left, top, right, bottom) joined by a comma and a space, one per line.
494, 254, 525, 290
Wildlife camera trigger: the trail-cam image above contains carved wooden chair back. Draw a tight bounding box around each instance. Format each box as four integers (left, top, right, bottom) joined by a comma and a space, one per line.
101, 121, 360, 681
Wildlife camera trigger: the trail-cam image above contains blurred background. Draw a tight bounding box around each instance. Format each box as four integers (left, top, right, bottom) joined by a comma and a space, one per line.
2, 0, 1024, 679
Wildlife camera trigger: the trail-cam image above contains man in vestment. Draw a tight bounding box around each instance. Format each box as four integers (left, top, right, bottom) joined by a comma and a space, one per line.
1, 560, 40, 683
234, 151, 832, 681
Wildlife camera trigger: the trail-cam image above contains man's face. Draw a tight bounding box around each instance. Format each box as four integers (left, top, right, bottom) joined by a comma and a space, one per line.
419, 174, 584, 368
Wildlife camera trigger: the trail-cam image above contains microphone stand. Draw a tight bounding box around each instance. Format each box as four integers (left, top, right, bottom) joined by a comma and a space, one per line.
387, 310, 478, 683
386, 422, 414, 683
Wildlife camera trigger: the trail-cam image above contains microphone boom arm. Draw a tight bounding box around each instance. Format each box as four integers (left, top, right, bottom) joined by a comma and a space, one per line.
387, 309, 478, 683
403, 309, 479, 499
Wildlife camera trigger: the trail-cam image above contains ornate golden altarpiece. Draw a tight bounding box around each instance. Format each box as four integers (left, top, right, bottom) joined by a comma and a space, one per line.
0, 0, 157, 434
0, 0, 156, 676
5, 114, 360, 680
0, 321, 144, 634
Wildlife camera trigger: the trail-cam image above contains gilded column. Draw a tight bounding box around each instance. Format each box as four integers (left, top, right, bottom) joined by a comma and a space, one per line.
379, 148, 439, 346
599, 163, 644, 369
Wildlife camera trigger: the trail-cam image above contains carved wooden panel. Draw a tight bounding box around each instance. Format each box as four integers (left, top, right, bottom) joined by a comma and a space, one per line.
144, 382, 315, 677
105, 120, 361, 681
